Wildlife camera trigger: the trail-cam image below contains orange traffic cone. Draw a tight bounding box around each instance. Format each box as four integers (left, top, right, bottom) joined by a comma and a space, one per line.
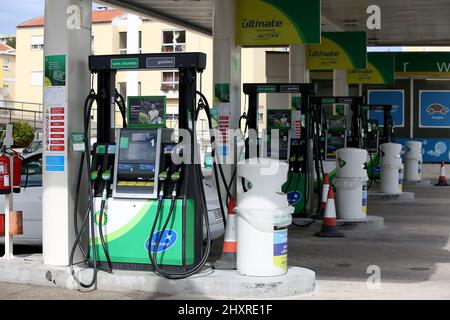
315, 187, 344, 238
435, 161, 449, 186
214, 197, 237, 270
319, 174, 330, 217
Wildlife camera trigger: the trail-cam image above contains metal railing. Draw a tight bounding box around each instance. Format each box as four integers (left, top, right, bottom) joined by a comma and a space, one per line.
0, 100, 44, 130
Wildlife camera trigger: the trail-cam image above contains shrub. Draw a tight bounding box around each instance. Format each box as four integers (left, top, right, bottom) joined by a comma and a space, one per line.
13, 122, 35, 148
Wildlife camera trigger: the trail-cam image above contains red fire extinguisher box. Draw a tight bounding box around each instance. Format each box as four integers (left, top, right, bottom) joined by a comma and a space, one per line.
0, 213, 5, 237
13, 155, 23, 193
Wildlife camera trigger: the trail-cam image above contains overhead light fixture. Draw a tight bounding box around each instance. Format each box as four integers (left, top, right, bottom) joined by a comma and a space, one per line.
425, 78, 450, 81
396, 10, 417, 14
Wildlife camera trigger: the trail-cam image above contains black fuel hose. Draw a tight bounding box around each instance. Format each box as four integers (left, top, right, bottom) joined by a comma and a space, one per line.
69, 91, 98, 289
115, 90, 127, 128
194, 93, 233, 229
150, 163, 212, 279
148, 90, 215, 280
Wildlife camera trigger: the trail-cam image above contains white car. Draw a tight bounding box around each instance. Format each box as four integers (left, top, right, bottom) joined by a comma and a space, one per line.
0, 152, 224, 246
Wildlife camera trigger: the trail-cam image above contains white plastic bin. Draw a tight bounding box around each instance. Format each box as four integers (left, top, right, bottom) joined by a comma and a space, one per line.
236, 158, 293, 277
404, 141, 423, 182
380, 143, 403, 194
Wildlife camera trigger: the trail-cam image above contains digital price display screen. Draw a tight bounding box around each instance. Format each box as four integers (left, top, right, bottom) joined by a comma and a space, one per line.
118, 130, 158, 180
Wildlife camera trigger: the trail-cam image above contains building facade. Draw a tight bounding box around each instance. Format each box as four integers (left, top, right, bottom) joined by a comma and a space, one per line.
14, 9, 271, 128
0, 42, 16, 107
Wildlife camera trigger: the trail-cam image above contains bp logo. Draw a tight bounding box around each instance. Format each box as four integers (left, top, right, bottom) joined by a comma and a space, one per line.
287, 191, 302, 205
146, 230, 178, 253
94, 210, 108, 226
338, 158, 347, 168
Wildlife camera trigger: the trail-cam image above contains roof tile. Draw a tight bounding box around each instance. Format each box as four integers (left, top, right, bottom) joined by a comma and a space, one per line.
17, 9, 125, 28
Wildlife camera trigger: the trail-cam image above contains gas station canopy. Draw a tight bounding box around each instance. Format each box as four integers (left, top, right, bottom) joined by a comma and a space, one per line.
98, 0, 450, 46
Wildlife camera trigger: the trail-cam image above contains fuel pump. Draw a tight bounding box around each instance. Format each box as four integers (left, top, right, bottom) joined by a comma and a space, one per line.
361, 104, 395, 185
309, 97, 365, 168
69, 52, 222, 288
311, 97, 367, 218
241, 83, 317, 219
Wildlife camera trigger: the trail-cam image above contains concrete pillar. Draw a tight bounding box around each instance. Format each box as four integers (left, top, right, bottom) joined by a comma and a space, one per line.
289, 45, 309, 84
410, 78, 414, 139
126, 13, 140, 97
333, 69, 348, 96
42, 0, 92, 266
333, 69, 349, 124
213, 0, 241, 196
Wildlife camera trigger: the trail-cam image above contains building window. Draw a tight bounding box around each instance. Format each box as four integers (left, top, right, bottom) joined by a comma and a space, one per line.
119, 32, 127, 54
91, 35, 95, 54
139, 31, 142, 53
259, 112, 264, 123
31, 35, 44, 50
138, 82, 142, 96
166, 114, 179, 128
30, 71, 43, 86
162, 30, 186, 53
161, 71, 179, 91
3, 58, 9, 70
119, 82, 127, 99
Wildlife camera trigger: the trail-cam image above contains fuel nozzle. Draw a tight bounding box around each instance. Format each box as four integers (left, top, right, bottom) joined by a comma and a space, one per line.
170, 168, 182, 197
102, 167, 112, 181
158, 169, 170, 198
91, 166, 102, 181
159, 170, 169, 182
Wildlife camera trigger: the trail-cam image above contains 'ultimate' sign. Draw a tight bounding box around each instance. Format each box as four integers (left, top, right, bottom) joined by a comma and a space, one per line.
236, 0, 321, 46
306, 32, 367, 70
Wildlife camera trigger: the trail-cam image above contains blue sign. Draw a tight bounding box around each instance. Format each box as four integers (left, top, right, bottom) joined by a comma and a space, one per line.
368, 90, 405, 127
287, 191, 302, 205
419, 91, 450, 128
397, 138, 450, 163
146, 229, 177, 253
45, 156, 65, 172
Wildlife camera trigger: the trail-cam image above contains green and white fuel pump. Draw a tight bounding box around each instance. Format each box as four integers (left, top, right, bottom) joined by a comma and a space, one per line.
69, 52, 224, 288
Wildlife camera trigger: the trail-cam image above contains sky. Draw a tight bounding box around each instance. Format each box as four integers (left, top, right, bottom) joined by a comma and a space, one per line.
0, 1, 107, 35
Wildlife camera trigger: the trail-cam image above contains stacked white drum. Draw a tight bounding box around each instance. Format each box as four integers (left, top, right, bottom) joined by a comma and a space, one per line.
236, 158, 293, 277
334, 148, 368, 221
404, 141, 423, 182
380, 143, 403, 194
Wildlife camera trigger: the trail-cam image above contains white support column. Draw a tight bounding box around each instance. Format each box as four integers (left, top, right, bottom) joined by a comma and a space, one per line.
2, 123, 14, 260
42, 0, 92, 266
213, 0, 241, 196
289, 45, 309, 84
126, 14, 140, 97
333, 69, 349, 96
333, 69, 349, 123
410, 78, 414, 139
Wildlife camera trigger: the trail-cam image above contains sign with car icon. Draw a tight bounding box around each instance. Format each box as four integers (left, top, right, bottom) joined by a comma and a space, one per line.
426, 103, 449, 115
420, 91, 450, 128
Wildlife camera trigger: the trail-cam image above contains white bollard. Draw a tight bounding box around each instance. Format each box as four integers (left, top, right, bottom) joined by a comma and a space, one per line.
404, 141, 423, 182
380, 143, 403, 194
334, 148, 368, 221
236, 158, 293, 277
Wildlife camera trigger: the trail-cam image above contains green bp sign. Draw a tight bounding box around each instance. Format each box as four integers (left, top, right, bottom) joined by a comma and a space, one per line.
306, 32, 367, 70
395, 52, 450, 75
348, 52, 395, 84
236, 0, 321, 46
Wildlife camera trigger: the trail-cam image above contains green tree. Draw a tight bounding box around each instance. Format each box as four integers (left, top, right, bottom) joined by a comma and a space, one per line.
13, 121, 34, 148
6, 38, 16, 49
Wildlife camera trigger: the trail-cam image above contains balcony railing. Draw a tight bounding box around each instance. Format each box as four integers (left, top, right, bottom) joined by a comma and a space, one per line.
0, 100, 43, 129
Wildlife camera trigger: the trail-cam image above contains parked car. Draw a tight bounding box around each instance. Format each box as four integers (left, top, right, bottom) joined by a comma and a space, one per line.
0, 151, 224, 246
22, 129, 43, 155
